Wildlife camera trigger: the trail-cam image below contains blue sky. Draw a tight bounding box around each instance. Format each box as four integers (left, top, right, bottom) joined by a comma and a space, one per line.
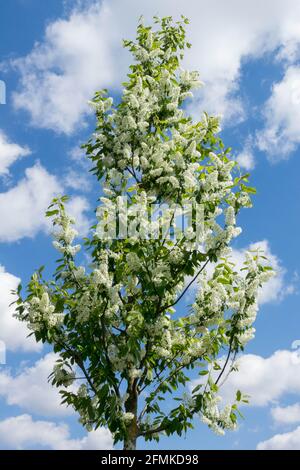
0, 0, 300, 450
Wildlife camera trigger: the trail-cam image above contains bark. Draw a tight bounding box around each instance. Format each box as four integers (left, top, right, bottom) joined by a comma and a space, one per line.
123, 382, 139, 450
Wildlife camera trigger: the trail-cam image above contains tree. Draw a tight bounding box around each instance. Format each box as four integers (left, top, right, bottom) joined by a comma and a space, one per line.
15, 16, 273, 450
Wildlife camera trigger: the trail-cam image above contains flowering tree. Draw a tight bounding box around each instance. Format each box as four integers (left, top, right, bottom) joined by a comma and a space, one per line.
15, 17, 273, 450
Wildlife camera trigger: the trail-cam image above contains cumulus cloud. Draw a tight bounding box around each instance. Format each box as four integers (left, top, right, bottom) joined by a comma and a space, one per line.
0, 162, 90, 242
0, 130, 30, 176
257, 426, 300, 450
219, 350, 300, 407
11, 2, 121, 134
236, 148, 256, 171
10, 0, 300, 133
0, 414, 113, 450
63, 168, 92, 193
257, 66, 300, 160
0, 353, 73, 417
271, 403, 300, 425
0, 265, 40, 352
0, 163, 61, 242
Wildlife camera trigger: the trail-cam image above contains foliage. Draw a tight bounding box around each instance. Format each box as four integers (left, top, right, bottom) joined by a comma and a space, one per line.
14, 16, 273, 449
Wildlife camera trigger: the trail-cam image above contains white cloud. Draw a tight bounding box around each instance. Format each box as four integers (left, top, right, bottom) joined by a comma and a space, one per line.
220, 350, 300, 407
0, 162, 90, 242
0, 163, 61, 242
0, 353, 73, 417
10, 0, 300, 133
68, 146, 87, 164
0, 130, 30, 176
257, 426, 300, 450
12, 2, 120, 134
63, 168, 91, 193
271, 403, 300, 425
257, 66, 300, 160
236, 148, 256, 171
64, 146, 93, 193
186, 80, 245, 126
77, 428, 113, 450
0, 265, 40, 352
0, 414, 113, 450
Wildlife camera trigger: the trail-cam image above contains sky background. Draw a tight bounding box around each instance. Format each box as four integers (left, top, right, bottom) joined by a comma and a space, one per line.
0, 0, 300, 450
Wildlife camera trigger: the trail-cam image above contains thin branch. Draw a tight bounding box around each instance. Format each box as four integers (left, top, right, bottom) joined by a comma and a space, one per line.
138, 353, 200, 421
158, 258, 210, 314
218, 351, 237, 387
215, 339, 233, 386
111, 325, 125, 334
78, 358, 99, 396
139, 423, 166, 437
56, 338, 99, 396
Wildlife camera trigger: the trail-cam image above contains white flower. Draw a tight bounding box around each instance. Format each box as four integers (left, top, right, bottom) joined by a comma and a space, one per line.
237, 327, 256, 346
47, 313, 63, 328
53, 364, 75, 387
123, 412, 135, 423
39, 292, 54, 316
126, 252, 141, 271
78, 384, 88, 398
225, 206, 236, 227
68, 244, 81, 256
129, 368, 142, 379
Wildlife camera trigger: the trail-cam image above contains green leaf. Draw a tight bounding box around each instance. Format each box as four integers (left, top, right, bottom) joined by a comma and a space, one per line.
45, 209, 59, 217
241, 184, 256, 194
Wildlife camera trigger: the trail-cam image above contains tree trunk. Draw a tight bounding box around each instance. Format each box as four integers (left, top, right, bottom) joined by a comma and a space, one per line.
123, 383, 138, 450
123, 421, 138, 450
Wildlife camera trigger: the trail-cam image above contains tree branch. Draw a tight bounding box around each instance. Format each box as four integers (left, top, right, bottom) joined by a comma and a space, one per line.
158, 258, 210, 313
215, 339, 233, 386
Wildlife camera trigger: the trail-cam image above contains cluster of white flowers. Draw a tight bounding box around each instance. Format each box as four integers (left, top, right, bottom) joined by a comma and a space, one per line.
122, 412, 135, 424
90, 32, 209, 208
73, 266, 86, 281
151, 261, 171, 287
107, 341, 144, 374
126, 252, 141, 271
225, 206, 236, 227
53, 363, 75, 387
204, 222, 242, 257
75, 290, 94, 323
168, 246, 185, 264
92, 252, 112, 289
236, 327, 256, 346
88, 96, 113, 114
201, 396, 236, 435
128, 368, 142, 380
77, 384, 88, 398
180, 70, 204, 90
194, 271, 231, 325
181, 337, 206, 364
25, 290, 63, 331
193, 249, 274, 351
95, 197, 118, 240
145, 314, 176, 359
52, 210, 80, 257
75, 280, 122, 325
78, 394, 101, 432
